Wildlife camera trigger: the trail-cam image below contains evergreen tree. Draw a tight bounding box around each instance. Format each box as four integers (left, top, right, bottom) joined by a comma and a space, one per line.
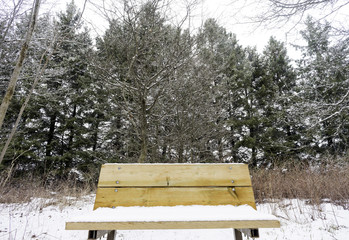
261, 37, 298, 161
39, 1, 95, 178
0, 12, 54, 171
195, 18, 241, 162
297, 17, 349, 156
1, 1, 96, 179
227, 47, 267, 166
227, 38, 296, 166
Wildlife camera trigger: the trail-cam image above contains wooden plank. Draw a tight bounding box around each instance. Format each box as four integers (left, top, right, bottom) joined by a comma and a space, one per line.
93, 187, 256, 210
98, 164, 252, 187
66, 219, 280, 230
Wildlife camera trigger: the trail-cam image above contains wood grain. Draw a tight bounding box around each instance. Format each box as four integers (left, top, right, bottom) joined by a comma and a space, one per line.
93, 187, 256, 210
66, 219, 280, 230
97, 164, 252, 187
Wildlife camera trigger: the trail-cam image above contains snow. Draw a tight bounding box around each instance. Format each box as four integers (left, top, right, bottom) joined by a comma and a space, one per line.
1, 196, 349, 240
67, 204, 278, 223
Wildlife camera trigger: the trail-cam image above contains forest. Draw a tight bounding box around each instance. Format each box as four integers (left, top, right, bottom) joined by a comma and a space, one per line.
1, 0, 349, 184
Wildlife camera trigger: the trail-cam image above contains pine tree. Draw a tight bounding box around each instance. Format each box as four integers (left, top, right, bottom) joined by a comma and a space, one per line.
297, 17, 349, 156
261, 37, 298, 161
195, 18, 241, 162
226, 39, 296, 166
0, 12, 54, 171
227, 47, 267, 166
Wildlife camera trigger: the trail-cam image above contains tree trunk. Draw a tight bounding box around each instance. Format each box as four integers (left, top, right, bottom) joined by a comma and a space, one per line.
161, 144, 167, 161
92, 120, 100, 152
139, 130, 147, 163
46, 113, 57, 157
0, 0, 41, 131
68, 104, 77, 151
251, 146, 257, 167
250, 125, 257, 167
138, 97, 148, 163
178, 143, 184, 163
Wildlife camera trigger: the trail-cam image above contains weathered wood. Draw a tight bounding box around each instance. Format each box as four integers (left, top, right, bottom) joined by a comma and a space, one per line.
93, 186, 256, 209
66, 219, 280, 230
98, 164, 252, 187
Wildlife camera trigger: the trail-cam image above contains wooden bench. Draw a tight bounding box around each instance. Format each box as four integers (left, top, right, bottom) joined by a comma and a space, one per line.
66, 163, 280, 239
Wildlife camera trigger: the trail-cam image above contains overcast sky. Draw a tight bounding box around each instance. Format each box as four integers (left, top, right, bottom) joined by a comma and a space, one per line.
48, 0, 349, 60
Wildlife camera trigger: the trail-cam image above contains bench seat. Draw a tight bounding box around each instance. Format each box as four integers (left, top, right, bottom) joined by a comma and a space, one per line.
66, 204, 280, 230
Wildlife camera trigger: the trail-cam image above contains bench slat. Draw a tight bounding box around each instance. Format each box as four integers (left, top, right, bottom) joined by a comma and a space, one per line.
66, 219, 280, 230
93, 187, 256, 209
98, 164, 252, 187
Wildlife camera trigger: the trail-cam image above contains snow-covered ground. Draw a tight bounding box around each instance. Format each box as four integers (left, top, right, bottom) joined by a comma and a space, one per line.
0, 195, 348, 240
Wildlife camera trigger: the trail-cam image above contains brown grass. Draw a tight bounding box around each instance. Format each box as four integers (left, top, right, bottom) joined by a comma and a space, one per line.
0, 175, 96, 209
251, 160, 349, 209
1, 160, 348, 209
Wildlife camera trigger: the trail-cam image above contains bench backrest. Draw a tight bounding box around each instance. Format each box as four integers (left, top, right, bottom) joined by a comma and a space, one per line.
93, 163, 256, 210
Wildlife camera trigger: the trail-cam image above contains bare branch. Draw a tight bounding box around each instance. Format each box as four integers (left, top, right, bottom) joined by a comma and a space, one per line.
0, 0, 41, 131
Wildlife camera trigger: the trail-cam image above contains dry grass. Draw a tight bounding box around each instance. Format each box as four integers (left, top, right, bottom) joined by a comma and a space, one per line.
0, 175, 96, 209
1, 160, 348, 209
251, 160, 349, 209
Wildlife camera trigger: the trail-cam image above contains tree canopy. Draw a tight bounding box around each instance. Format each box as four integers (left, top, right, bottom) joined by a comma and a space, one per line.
1, 0, 348, 183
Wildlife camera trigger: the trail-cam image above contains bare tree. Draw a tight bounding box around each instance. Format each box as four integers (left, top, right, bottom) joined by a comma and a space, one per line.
95, 0, 195, 163
246, 0, 349, 31
0, 0, 41, 131
0, 0, 24, 57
